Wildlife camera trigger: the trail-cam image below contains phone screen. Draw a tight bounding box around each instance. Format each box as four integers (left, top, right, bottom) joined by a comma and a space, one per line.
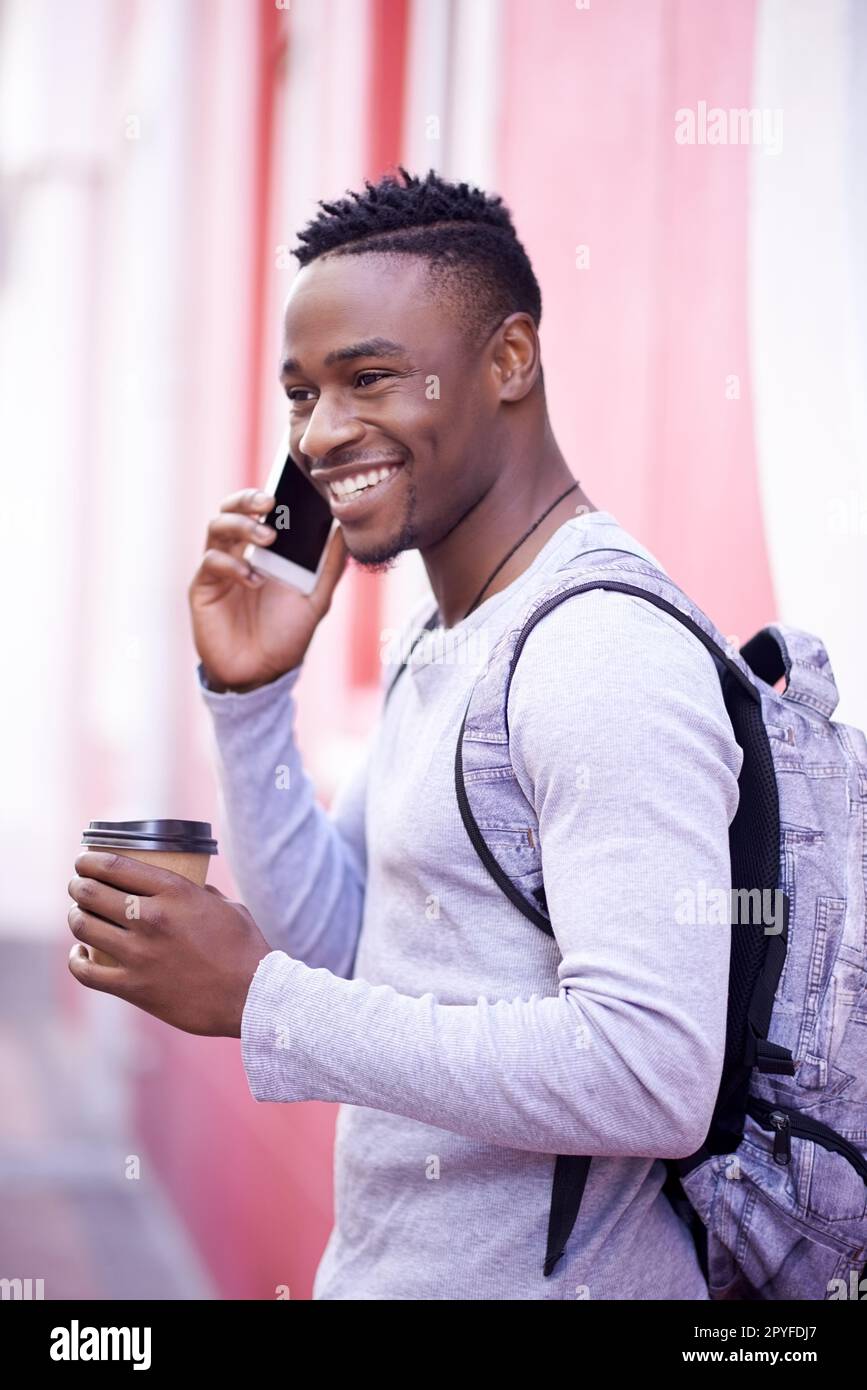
262, 449, 334, 575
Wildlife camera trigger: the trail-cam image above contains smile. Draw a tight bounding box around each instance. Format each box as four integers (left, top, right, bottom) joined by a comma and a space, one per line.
324, 463, 403, 512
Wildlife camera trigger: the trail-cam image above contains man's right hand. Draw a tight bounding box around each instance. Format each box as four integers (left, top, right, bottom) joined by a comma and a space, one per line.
188, 488, 347, 692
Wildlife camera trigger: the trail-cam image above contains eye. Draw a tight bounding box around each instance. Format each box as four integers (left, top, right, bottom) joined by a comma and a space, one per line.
356, 370, 391, 387
285, 372, 392, 404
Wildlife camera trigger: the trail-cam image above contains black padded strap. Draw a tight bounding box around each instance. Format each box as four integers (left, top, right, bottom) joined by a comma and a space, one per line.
544, 1155, 592, 1277
744, 895, 795, 1075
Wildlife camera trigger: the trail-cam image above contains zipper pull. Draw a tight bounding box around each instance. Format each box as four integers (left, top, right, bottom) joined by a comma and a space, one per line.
769, 1110, 792, 1165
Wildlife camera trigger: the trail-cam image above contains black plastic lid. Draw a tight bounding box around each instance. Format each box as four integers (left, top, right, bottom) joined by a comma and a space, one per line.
81, 819, 218, 855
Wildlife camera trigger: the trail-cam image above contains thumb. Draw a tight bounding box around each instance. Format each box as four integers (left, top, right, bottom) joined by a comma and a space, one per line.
204, 883, 227, 899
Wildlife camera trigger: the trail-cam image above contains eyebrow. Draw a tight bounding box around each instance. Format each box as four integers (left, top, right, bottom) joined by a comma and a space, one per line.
279, 337, 408, 379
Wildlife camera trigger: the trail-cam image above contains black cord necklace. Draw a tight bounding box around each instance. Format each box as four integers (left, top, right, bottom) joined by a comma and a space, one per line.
460, 480, 580, 621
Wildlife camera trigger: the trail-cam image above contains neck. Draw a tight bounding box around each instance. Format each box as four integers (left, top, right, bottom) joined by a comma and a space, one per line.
421, 433, 597, 628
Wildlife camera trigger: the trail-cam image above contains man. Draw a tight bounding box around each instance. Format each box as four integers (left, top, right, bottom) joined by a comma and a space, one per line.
68, 168, 742, 1300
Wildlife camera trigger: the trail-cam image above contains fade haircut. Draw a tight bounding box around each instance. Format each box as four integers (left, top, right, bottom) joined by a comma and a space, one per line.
290, 166, 543, 364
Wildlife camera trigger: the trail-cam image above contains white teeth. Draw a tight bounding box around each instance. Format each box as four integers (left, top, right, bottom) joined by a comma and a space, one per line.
328, 465, 399, 501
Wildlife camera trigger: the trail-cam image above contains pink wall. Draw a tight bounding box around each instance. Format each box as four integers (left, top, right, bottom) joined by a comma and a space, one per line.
500, 0, 775, 637
134, 1024, 335, 1299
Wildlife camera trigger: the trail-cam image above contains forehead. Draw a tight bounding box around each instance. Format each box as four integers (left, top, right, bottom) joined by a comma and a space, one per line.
281, 252, 452, 359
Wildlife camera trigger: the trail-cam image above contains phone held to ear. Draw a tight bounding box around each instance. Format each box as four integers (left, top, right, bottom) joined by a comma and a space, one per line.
243, 429, 337, 594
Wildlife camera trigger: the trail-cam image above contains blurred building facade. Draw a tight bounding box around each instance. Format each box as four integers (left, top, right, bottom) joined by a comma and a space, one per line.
0, 0, 865, 1298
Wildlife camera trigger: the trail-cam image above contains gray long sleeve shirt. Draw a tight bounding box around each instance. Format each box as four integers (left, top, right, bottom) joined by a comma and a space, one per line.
197, 509, 743, 1300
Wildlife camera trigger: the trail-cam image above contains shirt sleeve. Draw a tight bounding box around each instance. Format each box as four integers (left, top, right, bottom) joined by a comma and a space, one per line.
197, 660, 368, 979
237, 589, 744, 1158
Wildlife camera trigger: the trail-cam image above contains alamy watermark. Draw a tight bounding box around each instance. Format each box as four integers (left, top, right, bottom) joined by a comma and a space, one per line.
675, 881, 785, 935
380, 624, 490, 670
675, 102, 783, 155
1, 1277, 44, 1299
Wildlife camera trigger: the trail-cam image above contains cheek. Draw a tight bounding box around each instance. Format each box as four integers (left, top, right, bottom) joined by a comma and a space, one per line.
385, 390, 479, 505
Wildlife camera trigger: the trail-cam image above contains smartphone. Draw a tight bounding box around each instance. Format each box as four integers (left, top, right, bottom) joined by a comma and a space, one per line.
244, 429, 337, 593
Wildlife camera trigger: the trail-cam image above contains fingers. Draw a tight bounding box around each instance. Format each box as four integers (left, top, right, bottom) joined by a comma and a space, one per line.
206, 510, 277, 561
73, 850, 182, 898
197, 547, 266, 592
69, 941, 105, 986
309, 524, 348, 618
67, 921, 133, 973
205, 487, 277, 562
68, 941, 136, 997
218, 487, 276, 518
67, 902, 132, 961
69, 870, 143, 928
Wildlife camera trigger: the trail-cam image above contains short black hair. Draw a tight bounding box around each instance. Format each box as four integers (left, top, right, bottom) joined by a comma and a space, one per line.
290, 166, 543, 359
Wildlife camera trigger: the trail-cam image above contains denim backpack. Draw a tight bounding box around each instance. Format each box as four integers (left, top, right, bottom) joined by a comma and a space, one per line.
386, 544, 867, 1300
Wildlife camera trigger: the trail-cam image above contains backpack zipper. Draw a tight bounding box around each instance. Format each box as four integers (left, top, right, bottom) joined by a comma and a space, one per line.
747, 1097, 867, 1181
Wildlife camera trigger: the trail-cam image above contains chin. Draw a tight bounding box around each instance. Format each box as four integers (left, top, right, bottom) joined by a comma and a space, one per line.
345, 536, 406, 572
344, 516, 420, 571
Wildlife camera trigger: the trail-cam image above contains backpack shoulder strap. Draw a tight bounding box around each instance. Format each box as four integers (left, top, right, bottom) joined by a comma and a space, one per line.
456, 553, 761, 935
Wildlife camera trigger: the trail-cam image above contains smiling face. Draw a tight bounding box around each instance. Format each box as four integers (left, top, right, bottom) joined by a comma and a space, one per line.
279, 251, 506, 568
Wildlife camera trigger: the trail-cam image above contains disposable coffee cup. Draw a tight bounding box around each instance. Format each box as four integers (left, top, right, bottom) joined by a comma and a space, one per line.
79, 819, 218, 967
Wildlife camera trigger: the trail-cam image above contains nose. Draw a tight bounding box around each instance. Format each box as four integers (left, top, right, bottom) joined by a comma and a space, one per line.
297, 389, 365, 463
